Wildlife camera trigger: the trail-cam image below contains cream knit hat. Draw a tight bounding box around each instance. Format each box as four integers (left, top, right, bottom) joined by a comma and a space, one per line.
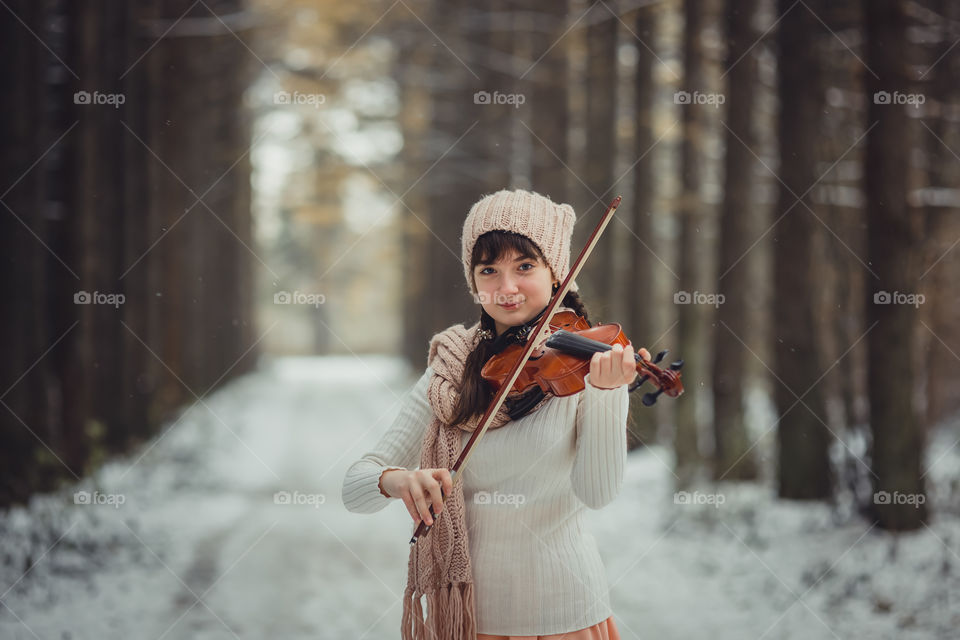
461, 189, 578, 295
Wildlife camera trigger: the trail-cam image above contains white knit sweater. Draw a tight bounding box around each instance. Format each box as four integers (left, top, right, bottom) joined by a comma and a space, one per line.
341, 366, 629, 636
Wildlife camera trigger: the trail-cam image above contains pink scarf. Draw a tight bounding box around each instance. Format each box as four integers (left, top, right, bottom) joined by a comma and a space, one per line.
401, 320, 551, 639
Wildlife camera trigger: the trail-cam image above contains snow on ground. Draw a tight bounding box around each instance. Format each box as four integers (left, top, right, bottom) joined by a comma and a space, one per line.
0, 356, 958, 640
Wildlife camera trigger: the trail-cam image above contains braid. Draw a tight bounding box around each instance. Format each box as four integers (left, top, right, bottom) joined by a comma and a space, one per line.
561, 290, 591, 326
449, 310, 498, 428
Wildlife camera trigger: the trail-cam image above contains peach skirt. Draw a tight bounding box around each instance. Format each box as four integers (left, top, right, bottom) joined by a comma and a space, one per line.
476, 615, 621, 640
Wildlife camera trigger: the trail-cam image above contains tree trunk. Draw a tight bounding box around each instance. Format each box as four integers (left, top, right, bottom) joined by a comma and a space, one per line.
773, 0, 832, 499
674, 0, 710, 484
920, 0, 960, 427
478, 1, 514, 193
863, 0, 928, 529
579, 1, 617, 311
712, 0, 760, 481
394, 6, 437, 368
626, 2, 658, 451
422, 1, 492, 344
0, 0, 67, 502
69, 1, 128, 458
529, 0, 570, 205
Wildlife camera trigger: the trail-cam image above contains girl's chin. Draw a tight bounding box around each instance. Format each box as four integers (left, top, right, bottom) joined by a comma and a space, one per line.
492, 305, 540, 327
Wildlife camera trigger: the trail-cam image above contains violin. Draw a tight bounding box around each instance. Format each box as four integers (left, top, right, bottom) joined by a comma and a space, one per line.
481, 310, 684, 406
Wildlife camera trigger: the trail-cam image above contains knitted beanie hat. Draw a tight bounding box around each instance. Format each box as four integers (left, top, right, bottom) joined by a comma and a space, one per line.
461, 189, 578, 295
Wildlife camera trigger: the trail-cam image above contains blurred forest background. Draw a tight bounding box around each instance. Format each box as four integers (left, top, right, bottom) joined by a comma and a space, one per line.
2, 0, 959, 543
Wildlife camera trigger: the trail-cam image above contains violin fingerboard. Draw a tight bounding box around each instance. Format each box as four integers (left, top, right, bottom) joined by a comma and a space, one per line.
543, 330, 611, 359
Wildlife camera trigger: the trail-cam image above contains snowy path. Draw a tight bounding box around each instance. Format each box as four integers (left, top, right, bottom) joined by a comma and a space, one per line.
1, 356, 957, 639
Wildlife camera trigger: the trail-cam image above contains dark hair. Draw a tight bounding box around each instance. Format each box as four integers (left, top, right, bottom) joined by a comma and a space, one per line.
449, 230, 592, 427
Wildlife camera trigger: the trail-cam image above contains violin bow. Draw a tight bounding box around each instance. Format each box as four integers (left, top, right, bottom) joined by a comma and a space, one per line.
410, 195, 623, 544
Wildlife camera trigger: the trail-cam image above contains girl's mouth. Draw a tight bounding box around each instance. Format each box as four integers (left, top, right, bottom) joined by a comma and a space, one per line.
499, 302, 520, 311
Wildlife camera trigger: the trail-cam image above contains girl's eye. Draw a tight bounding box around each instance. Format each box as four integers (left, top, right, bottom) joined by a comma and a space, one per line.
478, 261, 535, 276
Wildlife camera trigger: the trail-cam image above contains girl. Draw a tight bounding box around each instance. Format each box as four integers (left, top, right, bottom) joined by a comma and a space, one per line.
342, 189, 648, 640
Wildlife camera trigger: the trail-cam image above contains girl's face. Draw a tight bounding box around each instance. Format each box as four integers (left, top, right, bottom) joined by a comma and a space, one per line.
473, 249, 556, 337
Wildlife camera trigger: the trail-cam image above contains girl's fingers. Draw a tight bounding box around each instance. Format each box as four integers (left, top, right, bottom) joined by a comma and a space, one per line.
598, 351, 609, 381
427, 480, 444, 515
406, 501, 421, 524
442, 472, 453, 497
623, 344, 635, 376
433, 470, 453, 512
609, 344, 623, 379
591, 344, 641, 387
410, 485, 432, 525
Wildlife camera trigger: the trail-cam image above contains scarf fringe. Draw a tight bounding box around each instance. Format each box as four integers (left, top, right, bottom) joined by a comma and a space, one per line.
401, 582, 476, 640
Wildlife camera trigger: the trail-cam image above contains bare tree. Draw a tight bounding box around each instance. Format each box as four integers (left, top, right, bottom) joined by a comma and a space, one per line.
712, 0, 760, 481
918, 0, 960, 427
863, 0, 928, 529
393, 4, 440, 367
578, 1, 618, 312
529, 0, 571, 205
773, 0, 832, 499
673, 0, 711, 483
421, 1, 494, 348
626, 2, 659, 450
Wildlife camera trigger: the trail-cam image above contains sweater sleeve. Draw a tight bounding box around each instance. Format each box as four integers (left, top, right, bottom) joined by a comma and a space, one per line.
341, 366, 434, 514
570, 372, 630, 509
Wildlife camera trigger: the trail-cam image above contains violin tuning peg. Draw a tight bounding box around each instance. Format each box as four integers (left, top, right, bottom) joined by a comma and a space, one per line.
642, 389, 664, 406
628, 374, 650, 393
670, 360, 684, 371
654, 350, 668, 364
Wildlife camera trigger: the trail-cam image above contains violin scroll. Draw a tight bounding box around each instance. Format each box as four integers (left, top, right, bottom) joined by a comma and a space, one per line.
627, 349, 685, 406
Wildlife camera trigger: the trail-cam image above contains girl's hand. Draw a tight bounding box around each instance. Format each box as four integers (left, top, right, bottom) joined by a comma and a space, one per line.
589, 343, 650, 389
379, 468, 453, 526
